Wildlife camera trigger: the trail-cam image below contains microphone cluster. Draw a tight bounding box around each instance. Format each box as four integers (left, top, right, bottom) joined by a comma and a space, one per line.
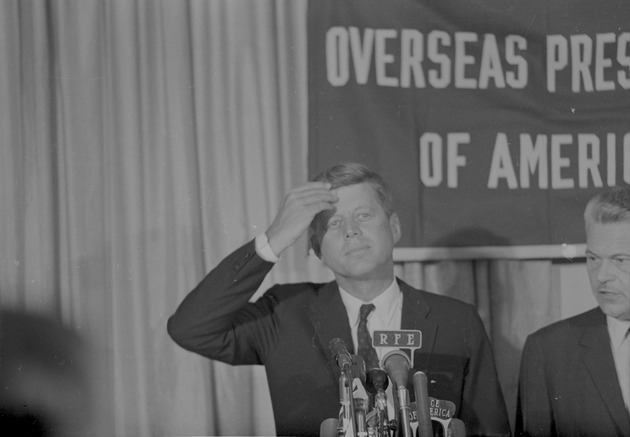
322, 338, 466, 437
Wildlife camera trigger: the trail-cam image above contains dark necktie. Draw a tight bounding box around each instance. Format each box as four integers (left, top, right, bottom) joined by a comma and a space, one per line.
357, 304, 380, 369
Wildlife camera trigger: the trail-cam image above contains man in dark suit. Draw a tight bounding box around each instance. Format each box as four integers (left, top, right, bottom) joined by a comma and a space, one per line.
168, 162, 510, 436
516, 186, 630, 437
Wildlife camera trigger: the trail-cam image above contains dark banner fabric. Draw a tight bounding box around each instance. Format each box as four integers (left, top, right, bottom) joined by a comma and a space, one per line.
307, 0, 630, 254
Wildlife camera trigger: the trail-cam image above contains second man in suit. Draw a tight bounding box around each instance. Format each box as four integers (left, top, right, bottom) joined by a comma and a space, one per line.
516, 186, 630, 437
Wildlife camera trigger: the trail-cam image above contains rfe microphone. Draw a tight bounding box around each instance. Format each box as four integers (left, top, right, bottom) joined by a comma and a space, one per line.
382, 350, 413, 437
381, 349, 411, 388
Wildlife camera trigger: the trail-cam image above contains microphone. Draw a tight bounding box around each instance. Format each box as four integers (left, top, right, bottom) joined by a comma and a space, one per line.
412, 371, 432, 437
449, 418, 467, 437
382, 350, 411, 388
365, 367, 389, 395
319, 418, 339, 437
330, 338, 356, 436
329, 338, 353, 370
382, 350, 413, 437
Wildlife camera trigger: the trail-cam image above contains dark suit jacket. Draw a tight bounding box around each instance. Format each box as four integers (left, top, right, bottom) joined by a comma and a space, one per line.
516, 308, 630, 437
168, 240, 510, 436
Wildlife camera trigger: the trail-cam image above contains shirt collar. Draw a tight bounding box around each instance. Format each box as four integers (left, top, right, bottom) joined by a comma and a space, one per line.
606, 315, 630, 350
339, 278, 401, 326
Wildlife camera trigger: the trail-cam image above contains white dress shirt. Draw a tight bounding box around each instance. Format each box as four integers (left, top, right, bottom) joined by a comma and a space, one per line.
337, 279, 403, 362
607, 316, 630, 413
339, 280, 403, 421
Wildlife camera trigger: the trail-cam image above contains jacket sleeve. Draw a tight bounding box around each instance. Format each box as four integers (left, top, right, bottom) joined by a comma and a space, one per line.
460, 306, 512, 437
515, 334, 553, 437
166, 239, 276, 365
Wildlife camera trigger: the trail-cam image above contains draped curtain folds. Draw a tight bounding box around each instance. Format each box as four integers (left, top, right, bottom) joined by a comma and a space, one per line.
1, 1, 592, 435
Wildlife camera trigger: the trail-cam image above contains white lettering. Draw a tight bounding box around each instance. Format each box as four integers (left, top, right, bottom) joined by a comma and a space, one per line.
571, 34, 594, 92
488, 134, 518, 189
427, 31, 451, 88
607, 134, 616, 187
547, 35, 568, 92
478, 34, 506, 88
400, 29, 425, 88
547, 32, 630, 92
419, 133, 443, 187
375, 29, 398, 87
551, 135, 574, 188
578, 134, 603, 188
595, 33, 616, 91
520, 134, 548, 189
454, 32, 478, 89
326, 27, 350, 86
349, 27, 374, 84
447, 133, 469, 188
618, 33, 630, 89
505, 35, 528, 88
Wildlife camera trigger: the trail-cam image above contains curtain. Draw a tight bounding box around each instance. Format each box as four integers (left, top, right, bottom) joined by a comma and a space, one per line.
1, 1, 592, 435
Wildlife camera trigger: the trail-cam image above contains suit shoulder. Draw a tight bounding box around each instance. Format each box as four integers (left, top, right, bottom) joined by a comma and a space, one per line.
528, 307, 603, 341
403, 284, 478, 317
258, 281, 333, 303
412, 286, 476, 309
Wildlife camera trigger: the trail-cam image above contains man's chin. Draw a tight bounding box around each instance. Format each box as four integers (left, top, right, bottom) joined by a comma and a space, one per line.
598, 302, 630, 320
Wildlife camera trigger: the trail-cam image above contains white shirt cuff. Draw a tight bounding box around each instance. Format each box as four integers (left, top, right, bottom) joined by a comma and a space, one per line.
255, 233, 280, 263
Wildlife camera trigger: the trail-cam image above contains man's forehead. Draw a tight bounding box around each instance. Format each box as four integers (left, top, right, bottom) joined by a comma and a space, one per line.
586, 222, 630, 253
334, 182, 378, 201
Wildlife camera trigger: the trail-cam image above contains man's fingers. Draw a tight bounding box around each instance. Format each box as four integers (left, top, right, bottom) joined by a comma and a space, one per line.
290, 181, 332, 192
284, 186, 337, 209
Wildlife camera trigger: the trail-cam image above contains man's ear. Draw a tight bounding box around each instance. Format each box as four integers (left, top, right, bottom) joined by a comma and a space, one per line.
389, 212, 401, 244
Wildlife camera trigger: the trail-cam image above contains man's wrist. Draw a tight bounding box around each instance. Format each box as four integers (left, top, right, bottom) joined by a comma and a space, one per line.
255, 233, 280, 263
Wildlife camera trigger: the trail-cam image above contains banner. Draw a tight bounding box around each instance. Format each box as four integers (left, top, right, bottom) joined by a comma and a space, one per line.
307, 0, 630, 256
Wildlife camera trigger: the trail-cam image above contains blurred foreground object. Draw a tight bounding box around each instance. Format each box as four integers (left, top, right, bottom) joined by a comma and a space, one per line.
0, 308, 91, 436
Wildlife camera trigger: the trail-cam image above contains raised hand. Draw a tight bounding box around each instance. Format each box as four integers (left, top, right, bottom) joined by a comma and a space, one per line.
266, 182, 338, 256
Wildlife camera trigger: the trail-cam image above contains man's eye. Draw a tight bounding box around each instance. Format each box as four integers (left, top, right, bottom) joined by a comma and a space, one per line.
357, 212, 371, 221
327, 219, 341, 228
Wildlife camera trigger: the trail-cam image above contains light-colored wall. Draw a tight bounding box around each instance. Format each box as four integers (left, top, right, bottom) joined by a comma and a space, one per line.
556, 261, 597, 319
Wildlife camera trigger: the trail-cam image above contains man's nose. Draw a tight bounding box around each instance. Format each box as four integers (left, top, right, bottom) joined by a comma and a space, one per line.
343, 220, 361, 239
597, 258, 616, 282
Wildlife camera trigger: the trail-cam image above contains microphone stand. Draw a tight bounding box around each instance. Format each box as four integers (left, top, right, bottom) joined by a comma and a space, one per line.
394, 385, 413, 437
365, 368, 390, 437
330, 339, 357, 437
338, 364, 356, 437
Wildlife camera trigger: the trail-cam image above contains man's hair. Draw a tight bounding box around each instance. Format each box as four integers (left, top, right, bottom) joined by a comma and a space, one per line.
308, 162, 394, 257
584, 186, 630, 228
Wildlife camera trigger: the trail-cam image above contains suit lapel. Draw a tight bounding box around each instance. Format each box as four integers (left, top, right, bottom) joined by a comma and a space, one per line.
580, 311, 630, 435
399, 280, 438, 371
308, 281, 353, 379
